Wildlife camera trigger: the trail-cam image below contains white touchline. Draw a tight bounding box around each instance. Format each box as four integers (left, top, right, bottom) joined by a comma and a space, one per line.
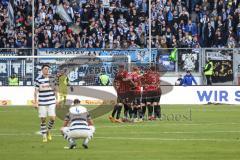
98, 122, 240, 128
94, 137, 239, 142
2, 129, 240, 136
0, 132, 239, 142
97, 131, 240, 134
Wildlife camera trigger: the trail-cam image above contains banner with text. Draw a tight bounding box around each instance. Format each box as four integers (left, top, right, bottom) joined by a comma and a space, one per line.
1, 86, 240, 106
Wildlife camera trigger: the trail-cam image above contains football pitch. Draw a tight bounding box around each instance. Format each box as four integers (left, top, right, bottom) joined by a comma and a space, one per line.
0, 105, 240, 160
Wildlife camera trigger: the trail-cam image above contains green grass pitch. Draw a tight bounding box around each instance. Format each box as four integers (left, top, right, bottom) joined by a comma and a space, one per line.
0, 105, 240, 160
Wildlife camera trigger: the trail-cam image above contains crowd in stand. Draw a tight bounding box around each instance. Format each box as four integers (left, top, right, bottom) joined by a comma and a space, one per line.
0, 0, 240, 49
0, 0, 32, 48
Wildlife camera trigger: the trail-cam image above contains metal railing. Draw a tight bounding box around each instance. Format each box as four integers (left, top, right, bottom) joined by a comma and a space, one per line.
0, 48, 239, 86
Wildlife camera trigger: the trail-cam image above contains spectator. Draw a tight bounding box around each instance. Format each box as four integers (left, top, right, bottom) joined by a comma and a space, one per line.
175, 74, 183, 86
185, 20, 197, 36
99, 71, 110, 86
8, 74, 19, 86
204, 58, 214, 85
204, 22, 215, 47
182, 70, 197, 86
1, 0, 240, 49
227, 35, 237, 48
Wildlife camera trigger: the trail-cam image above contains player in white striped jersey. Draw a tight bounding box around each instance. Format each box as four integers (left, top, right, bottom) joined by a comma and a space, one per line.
61, 99, 95, 149
34, 64, 58, 143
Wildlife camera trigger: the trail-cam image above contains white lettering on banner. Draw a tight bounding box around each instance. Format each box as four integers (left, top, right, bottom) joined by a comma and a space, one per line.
69, 69, 78, 81
39, 50, 100, 55
12, 63, 21, 74
207, 52, 232, 60
0, 63, 7, 73
26, 63, 33, 74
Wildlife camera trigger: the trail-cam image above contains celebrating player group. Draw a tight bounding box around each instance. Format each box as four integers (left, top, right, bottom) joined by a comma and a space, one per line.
109, 64, 162, 123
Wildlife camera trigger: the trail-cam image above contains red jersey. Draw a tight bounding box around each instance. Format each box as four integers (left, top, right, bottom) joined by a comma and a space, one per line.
143, 71, 160, 91
114, 70, 131, 94
129, 72, 142, 92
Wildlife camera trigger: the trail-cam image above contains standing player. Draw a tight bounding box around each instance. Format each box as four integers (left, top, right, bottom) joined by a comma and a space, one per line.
129, 66, 143, 122
57, 69, 69, 107
110, 65, 132, 123
34, 64, 58, 142
61, 99, 95, 149
143, 66, 161, 120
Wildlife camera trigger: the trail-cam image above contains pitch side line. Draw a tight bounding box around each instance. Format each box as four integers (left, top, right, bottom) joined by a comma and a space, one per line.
98, 122, 240, 128
0, 133, 238, 142
35, 130, 240, 135
0, 129, 239, 136
94, 136, 239, 142
96, 131, 240, 134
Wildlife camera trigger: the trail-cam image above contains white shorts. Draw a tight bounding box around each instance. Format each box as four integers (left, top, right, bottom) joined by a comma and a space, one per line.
38, 104, 56, 118
61, 126, 95, 139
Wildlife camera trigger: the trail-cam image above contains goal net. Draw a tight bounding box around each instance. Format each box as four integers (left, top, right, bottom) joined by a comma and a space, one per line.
0, 55, 131, 86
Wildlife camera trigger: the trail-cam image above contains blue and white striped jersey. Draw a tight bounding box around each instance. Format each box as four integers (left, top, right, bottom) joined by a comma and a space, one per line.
64, 112, 91, 131
35, 75, 56, 106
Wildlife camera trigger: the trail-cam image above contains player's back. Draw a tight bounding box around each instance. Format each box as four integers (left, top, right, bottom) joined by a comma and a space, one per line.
66, 107, 91, 131
114, 70, 132, 94
144, 71, 160, 85
143, 71, 161, 92
129, 72, 142, 90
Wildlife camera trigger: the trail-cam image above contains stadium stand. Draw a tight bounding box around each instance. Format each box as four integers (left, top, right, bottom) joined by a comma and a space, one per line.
0, 0, 240, 49
0, 0, 32, 48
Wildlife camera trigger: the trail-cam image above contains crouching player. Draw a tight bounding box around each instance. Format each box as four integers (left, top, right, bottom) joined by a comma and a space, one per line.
61, 99, 95, 149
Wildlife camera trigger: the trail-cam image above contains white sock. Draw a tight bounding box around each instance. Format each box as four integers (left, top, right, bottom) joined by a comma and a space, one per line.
83, 138, 90, 145
43, 134, 47, 138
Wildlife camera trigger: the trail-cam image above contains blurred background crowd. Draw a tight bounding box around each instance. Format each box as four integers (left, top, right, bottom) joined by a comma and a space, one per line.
0, 0, 240, 49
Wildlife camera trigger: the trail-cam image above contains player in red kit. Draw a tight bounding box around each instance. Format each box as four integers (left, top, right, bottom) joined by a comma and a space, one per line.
129, 66, 143, 122
110, 65, 132, 123
142, 66, 162, 120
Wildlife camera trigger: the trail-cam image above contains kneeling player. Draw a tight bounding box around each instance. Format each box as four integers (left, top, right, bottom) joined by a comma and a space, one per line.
61, 99, 95, 149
